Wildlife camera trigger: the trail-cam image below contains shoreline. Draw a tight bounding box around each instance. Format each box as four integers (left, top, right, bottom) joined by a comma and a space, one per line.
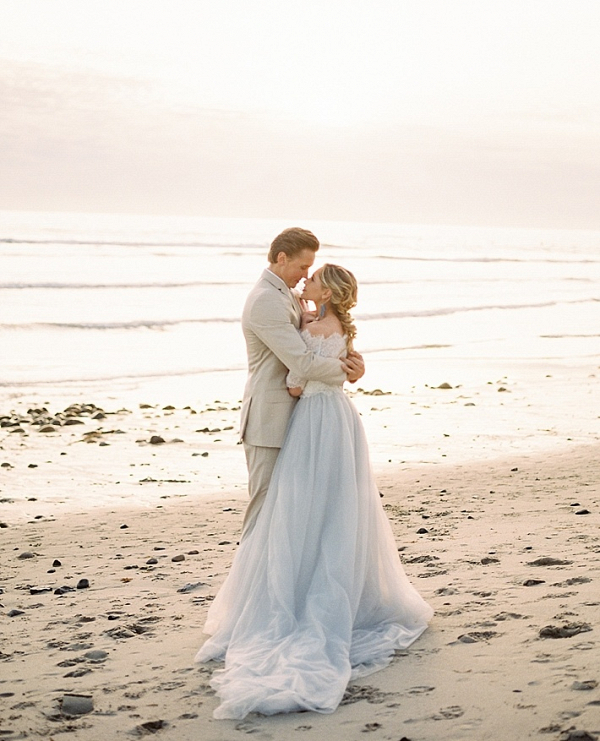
1, 350, 599, 522
1, 443, 599, 739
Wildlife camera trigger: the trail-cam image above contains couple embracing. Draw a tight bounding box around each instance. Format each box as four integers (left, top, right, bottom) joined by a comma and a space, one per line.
195, 228, 432, 719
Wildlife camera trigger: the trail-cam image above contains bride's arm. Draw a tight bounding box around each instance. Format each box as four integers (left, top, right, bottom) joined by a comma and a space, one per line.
285, 367, 306, 397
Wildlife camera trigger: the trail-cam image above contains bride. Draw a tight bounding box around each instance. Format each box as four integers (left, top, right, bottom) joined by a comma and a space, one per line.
195, 264, 433, 719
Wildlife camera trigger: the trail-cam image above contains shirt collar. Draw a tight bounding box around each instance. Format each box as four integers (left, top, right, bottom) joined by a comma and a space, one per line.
265, 268, 290, 293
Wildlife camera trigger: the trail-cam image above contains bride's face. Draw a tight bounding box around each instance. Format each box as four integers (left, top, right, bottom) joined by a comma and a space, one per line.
301, 269, 327, 304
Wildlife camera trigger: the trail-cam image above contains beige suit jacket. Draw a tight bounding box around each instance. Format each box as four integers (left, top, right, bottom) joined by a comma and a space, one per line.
240, 269, 346, 448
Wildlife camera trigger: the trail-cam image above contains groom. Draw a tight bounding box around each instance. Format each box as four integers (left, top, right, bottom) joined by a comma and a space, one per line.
239, 227, 365, 536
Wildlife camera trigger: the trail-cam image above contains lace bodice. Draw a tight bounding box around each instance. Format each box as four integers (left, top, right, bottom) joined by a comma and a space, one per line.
286, 329, 347, 396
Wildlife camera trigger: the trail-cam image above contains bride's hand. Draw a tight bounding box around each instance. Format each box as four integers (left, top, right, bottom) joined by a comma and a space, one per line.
300, 311, 318, 329
342, 351, 365, 383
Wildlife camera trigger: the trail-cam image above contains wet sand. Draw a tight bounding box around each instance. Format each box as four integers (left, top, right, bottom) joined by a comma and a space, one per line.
1, 386, 599, 740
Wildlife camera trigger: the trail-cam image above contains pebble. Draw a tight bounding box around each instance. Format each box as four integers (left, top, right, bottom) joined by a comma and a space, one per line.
539, 622, 592, 639
76, 578, 90, 589
53, 559, 62, 567
84, 649, 109, 662
523, 579, 545, 587
55, 586, 76, 595
575, 509, 591, 515
146, 558, 158, 565
417, 527, 429, 534
17, 551, 36, 560
149, 435, 165, 445
64, 667, 92, 677
61, 694, 94, 716
527, 557, 572, 566
571, 680, 598, 691
177, 582, 207, 594
136, 720, 167, 734
29, 586, 53, 595
171, 554, 185, 562
8, 609, 25, 617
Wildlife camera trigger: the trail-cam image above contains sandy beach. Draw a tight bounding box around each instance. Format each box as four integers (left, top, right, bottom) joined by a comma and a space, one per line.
1, 374, 599, 741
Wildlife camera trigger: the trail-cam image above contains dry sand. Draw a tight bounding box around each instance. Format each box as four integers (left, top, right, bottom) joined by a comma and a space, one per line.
1, 389, 599, 741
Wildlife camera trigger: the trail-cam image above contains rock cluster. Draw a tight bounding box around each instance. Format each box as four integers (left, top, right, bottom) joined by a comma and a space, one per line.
0, 403, 108, 435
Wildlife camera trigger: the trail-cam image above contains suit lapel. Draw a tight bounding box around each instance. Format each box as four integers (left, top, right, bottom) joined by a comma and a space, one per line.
262, 270, 302, 328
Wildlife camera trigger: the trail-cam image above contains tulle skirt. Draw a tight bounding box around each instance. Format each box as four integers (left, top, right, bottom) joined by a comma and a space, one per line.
195, 389, 433, 719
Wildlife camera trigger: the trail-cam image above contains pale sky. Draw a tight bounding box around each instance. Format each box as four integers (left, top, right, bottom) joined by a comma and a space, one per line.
1, 0, 599, 228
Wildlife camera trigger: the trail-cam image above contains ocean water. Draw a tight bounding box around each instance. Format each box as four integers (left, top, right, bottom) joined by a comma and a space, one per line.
1, 209, 599, 407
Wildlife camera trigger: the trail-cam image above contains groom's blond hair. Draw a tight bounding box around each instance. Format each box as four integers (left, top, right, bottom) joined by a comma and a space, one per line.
268, 227, 319, 264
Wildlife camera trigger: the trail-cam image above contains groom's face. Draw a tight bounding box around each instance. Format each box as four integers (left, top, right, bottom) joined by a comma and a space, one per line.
278, 249, 316, 289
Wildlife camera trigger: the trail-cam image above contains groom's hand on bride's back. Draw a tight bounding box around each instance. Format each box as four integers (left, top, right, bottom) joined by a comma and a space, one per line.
342, 351, 365, 383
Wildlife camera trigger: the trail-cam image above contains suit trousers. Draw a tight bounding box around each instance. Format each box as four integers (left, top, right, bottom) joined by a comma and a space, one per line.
241, 442, 281, 538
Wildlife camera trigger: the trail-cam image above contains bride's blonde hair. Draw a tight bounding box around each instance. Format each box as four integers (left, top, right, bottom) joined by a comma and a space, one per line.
320, 264, 358, 351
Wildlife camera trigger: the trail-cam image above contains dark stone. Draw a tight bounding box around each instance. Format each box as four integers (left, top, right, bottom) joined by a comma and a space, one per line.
575, 509, 591, 515
76, 579, 90, 589
177, 582, 207, 594
18, 551, 36, 559
61, 694, 93, 715
539, 622, 592, 639
84, 650, 109, 662
171, 554, 185, 562
149, 435, 165, 445
53, 559, 62, 567
8, 609, 25, 617
527, 557, 572, 566
136, 720, 167, 733
523, 579, 545, 587
146, 558, 158, 565
571, 680, 598, 691
416, 527, 429, 534
64, 667, 92, 677
55, 586, 76, 595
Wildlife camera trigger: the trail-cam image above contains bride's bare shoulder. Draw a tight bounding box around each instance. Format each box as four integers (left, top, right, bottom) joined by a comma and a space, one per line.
303, 316, 343, 339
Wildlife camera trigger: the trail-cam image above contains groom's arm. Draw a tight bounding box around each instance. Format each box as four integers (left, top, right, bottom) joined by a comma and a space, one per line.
248, 296, 346, 384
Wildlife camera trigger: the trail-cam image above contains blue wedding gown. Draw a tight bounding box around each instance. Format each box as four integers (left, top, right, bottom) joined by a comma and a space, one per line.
195, 331, 433, 719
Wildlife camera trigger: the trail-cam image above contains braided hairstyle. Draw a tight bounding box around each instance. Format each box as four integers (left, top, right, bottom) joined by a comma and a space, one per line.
319, 263, 358, 351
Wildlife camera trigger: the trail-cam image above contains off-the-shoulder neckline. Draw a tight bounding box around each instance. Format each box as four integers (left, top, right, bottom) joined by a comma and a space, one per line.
300, 328, 346, 340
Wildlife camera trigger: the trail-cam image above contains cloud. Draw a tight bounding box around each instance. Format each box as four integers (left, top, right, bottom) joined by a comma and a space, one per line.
1, 59, 600, 228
